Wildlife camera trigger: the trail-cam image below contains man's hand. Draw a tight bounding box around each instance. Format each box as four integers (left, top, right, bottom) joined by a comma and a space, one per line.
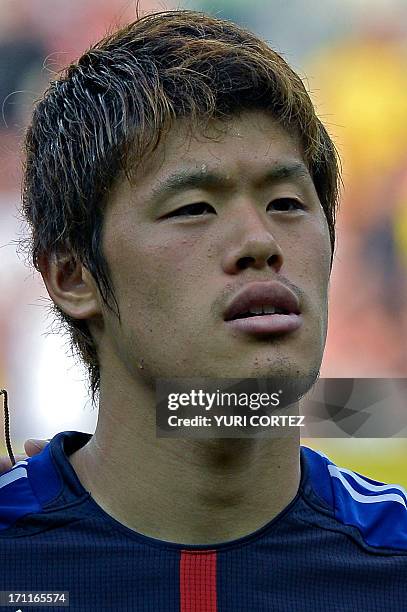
0, 439, 50, 474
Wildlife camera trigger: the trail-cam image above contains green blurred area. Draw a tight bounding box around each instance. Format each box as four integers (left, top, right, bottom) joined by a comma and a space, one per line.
303, 439, 407, 488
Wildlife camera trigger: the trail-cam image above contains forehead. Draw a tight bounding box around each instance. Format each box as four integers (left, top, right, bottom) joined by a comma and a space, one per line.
126, 110, 306, 193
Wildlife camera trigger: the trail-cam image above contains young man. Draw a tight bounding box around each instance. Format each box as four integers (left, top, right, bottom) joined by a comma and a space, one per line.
0, 9, 406, 611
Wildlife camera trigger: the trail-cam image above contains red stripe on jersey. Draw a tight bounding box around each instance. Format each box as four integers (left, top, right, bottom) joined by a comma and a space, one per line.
180, 550, 217, 612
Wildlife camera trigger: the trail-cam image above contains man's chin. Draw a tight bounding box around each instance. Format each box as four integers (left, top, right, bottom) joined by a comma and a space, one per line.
177, 363, 320, 385
215, 359, 320, 380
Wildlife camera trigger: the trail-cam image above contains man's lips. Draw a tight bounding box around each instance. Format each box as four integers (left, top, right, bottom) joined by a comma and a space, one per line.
223, 280, 301, 321
223, 281, 302, 336
224, 312, 303, 335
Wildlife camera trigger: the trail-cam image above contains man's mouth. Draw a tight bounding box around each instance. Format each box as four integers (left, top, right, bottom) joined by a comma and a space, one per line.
231, 306, 289, 320
223, 281, 302, 336
225, 311, 302, 336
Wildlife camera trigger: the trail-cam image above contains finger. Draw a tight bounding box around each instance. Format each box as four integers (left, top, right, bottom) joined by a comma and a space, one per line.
24, 438, 51, 457
0, 453, 28, 474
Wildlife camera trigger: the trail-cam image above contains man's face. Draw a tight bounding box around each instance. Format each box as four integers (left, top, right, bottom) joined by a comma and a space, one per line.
98, 110, 332, 386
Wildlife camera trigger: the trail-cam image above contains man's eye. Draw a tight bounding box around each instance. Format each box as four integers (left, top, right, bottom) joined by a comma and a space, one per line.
268, 198, 305, 212
166, 202, 215, 217
164, 198, 304, 219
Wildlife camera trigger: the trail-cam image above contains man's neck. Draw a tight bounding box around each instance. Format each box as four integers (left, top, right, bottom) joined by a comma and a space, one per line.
68, 373, 301, 545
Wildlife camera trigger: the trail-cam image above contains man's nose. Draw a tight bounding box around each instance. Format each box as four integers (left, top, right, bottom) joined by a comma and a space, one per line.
221, 203, 284, 274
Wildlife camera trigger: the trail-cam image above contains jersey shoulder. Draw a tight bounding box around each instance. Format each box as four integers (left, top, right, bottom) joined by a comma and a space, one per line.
302, 445, 407, 552
0, 444, 61, 532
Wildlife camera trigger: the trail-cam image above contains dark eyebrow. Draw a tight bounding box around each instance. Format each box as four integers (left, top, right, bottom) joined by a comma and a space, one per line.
149, 161, 312, 203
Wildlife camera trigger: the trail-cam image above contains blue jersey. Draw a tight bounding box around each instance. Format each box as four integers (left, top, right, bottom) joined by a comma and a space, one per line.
0, 430, 406, 611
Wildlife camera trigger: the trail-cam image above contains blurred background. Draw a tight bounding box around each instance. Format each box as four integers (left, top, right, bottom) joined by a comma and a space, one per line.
0, 0, 406, 484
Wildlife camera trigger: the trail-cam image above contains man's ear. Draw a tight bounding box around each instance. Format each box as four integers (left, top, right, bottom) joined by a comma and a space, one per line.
38, 253, 102, 320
